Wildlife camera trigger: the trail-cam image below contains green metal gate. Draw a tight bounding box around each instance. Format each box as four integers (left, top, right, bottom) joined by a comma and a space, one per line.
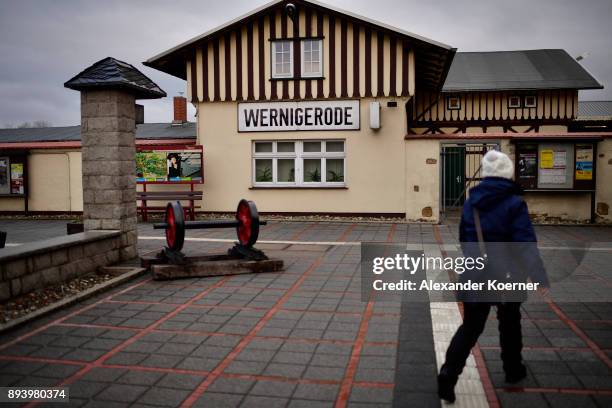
442, 146, 465, 207
441, 143, 499, 218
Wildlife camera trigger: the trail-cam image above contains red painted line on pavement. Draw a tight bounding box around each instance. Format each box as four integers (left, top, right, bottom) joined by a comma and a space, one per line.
57, 323, 142, 331
335, 300, 375, 408
334, 223, 396, 408
0, 278, 152, 351
180, 256, 324, 408
338, 223, 357, 242
545, 299, 612, 369
0, 355, 84, 366
387, 224, 397, 243
102, 363, 210, 377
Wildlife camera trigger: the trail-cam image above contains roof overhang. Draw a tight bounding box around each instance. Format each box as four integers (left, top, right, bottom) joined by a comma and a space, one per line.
144, 0, 455, 90
0, 139, 196, 151
405, 132, 612, 141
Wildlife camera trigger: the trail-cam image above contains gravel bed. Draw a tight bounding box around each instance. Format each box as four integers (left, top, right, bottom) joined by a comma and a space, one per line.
0, 271, 115, 324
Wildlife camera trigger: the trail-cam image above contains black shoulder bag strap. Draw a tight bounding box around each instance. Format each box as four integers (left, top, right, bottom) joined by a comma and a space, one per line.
473, 208, 488, 261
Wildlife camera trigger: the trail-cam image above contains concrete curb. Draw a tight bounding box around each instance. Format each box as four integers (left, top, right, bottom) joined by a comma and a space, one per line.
0, 266, 147, 334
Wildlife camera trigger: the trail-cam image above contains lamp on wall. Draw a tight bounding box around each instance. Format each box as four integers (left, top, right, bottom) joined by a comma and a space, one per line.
285, 3, 297, 22
369, 102, 381, 130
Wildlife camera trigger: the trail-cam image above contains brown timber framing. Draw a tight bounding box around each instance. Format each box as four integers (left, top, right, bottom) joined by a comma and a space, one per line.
146, 0, 456, 103
408, 89, 578, 133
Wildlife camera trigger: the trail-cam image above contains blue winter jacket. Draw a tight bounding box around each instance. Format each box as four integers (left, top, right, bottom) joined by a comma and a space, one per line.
459, 177, 549, 300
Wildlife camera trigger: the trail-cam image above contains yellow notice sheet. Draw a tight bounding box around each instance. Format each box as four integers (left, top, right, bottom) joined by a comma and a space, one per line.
540, 150, 554, 169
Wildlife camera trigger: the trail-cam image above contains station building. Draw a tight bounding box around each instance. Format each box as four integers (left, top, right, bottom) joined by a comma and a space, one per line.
1, 0, 611, 223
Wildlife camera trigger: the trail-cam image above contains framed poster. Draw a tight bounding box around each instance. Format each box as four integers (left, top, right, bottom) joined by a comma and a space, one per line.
575, 144, 593, 181
0, 157, 9, 195
10, 163, 24, 195
136, 147, 203, 183
516, 144, 538, 189
537, 143, 574, 189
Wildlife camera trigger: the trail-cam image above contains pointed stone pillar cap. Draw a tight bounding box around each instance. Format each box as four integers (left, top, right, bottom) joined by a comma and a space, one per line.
65, 57, 166, 100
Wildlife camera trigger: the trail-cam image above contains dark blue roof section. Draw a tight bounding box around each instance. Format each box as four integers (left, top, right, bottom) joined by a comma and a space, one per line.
578, 101, 612, 118
0, 122, 196, 143
65, 57, 166, 99
443, 49, 603, 92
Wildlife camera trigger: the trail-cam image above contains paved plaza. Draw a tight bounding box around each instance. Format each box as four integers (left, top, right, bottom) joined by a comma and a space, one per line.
0, 220, 611, 407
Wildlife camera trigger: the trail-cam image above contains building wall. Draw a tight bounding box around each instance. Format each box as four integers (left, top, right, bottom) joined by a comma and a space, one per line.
0, 150, 83, 213
404, 139, 440, 222
197, 97, 409, 214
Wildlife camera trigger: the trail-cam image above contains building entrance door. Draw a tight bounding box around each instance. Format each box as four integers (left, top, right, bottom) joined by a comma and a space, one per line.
440, 143, 499, 220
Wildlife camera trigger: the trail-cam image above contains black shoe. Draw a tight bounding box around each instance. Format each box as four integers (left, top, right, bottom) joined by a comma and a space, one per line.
505, 364, 527, 384
437, 370, 457, 403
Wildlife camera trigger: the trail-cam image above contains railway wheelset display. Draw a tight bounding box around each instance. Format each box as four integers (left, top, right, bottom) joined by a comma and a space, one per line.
145, 199, 282, 280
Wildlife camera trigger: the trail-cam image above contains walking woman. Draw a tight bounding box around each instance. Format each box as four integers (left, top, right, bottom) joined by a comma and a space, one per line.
438, 150, 550, 403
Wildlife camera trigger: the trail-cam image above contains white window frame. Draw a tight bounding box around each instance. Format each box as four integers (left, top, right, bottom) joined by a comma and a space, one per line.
252, 140, 346, 188
508, 95, 522, 108
524, 95, 537, 108
300, 39, 323, 78
271, 40, 293, 79
446, 96, 461, 110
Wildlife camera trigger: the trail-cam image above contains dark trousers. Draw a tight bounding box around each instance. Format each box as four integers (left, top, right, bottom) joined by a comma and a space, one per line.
442, 302, 523, 377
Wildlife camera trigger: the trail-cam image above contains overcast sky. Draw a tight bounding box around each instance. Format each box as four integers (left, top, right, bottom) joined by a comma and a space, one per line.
1, 0, 610, 127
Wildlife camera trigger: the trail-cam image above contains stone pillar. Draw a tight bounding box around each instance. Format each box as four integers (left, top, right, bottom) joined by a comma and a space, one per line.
80, 90, 138, 260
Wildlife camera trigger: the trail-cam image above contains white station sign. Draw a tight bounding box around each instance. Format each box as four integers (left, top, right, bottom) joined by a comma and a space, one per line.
238, 100, 360, 132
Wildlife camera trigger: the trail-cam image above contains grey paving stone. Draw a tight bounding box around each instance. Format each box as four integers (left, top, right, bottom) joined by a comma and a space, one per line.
273, 351, 313, 365
577, 374, 612, 389
61, 349, 107, 362
526, 361, 572, 375
310, 353, 350, 367
95, 384, 149, 403
156, 373, 204, 390
240, 395, 289, 408
105, 352, 149, 366
544, 393, 598, 408
498, 391, 549, 408
288, 400, 334, 408
293, 383, 339, 401
349, 387, 394, 403
303, 366, 346, 381
208, 377, 255, 394
30, 346, 72, 359
156, 342, 199, 356
81, 368, 127, 382
117, 370, 165, 386
177, 357, 219, 371
534, 373, 583, 388
263, 363, 307, 378
33, 363, 82, 379
316, 343, 353, 355
123, 341, 162, 353
225, 360, 268, 375
236, 349, 276, 363
137, 387, 191, 407
250, 380, 296, 397
355, 368, 395, 383
193, 392, 243, 408
140, 354, 184, 369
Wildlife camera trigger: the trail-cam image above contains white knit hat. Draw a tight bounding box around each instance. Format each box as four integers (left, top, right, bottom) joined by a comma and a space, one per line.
481, 150, 514, 180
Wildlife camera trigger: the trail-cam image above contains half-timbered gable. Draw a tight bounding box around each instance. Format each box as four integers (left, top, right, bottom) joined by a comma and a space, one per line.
145, 0, 455, 103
